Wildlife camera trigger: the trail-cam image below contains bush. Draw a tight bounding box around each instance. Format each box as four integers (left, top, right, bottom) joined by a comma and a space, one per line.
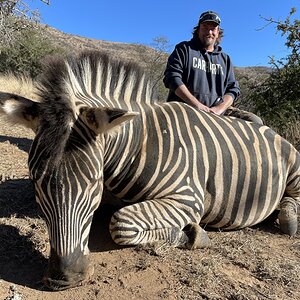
0, 28, 64, 78
248, 8, 300, 147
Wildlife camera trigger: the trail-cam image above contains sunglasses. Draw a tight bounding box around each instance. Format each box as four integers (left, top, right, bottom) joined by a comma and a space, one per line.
199, 13, 221, 24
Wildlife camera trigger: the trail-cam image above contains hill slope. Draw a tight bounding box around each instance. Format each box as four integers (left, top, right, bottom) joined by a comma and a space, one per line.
40, 24, 156, 63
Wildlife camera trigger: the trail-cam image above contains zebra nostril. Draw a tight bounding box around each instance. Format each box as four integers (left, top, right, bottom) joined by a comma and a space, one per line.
44, 249, 94, 290
43, 271, 87, 291
43, 276, 73, 291
42, 276, 50, 287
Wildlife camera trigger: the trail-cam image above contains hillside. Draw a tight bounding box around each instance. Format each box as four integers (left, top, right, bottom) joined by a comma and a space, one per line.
40, 24, 157, 63
40, 24, 271, 72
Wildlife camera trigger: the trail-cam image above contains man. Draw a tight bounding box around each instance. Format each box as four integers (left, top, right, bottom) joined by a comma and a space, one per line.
163, 11, 262, 123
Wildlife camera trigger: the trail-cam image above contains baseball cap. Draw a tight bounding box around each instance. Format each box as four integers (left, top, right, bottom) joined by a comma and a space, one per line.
199, 11, 221, 25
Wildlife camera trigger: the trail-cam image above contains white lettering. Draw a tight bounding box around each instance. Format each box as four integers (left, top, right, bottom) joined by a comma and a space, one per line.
193, 57, 198, 68
211, 63, 216, 74
202, 60, 206, 71
197, 59, 202, 69
192, 57, 224, 75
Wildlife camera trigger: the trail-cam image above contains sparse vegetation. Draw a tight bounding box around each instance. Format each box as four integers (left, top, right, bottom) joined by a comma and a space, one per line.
0, 0, 41, 45
248, 8, 300, 146
0, 0, 63, 78
234, 66, 271, 112
0, 28, 64, 78
136, 36, 171, 100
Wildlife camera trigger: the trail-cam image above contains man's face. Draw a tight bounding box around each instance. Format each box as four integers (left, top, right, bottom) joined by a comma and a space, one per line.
198, 21, 220, 49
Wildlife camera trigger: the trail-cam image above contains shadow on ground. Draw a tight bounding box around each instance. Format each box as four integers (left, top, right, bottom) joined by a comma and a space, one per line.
89, 203, 125, 253
0, 178, 40, 218
0, 224, 48, 290
0, 135, 32, 153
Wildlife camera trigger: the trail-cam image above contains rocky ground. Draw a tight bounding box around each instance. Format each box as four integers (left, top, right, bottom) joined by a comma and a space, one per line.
0, 114, 300, 300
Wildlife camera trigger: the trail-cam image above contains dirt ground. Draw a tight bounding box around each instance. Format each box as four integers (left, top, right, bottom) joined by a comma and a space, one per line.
0, 120, 299, 300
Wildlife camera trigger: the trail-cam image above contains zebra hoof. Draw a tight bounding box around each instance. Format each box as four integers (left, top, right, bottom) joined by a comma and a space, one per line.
183, 223, 211, 250
278, 204, 298, 236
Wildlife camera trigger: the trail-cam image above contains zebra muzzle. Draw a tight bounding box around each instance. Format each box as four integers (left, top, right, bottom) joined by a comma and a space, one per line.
43, 247, 94, 290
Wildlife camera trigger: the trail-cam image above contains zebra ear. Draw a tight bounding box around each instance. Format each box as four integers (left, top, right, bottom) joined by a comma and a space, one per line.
80, 107, 139, 134
0, 92, 40, 132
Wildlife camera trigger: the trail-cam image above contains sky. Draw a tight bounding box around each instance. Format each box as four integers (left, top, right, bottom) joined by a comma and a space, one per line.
30, 0, 299, 67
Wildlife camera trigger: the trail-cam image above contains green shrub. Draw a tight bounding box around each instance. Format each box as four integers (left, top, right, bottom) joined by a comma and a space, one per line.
248, 8, 300, 147
0, 28, 64, 78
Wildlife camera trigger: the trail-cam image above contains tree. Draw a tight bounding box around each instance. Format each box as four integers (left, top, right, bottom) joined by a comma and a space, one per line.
0, 0, 48, 44
0, 28, 63, 78
136, 36, 171, 100
0, 0, 62, 78
249, 8, 300, 146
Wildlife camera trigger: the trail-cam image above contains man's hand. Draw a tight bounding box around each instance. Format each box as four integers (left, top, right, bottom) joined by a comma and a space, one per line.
195, 102, 211, 113
210, 94, 234, 115
210, 105, 226, 115
175, 85, 234, 116
175, 85, 211, 112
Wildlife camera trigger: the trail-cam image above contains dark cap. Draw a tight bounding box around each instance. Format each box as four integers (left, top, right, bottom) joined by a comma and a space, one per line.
199, 11, 221, 25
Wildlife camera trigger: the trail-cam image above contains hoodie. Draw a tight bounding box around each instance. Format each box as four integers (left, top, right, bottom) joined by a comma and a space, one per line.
163, 37, 240, 107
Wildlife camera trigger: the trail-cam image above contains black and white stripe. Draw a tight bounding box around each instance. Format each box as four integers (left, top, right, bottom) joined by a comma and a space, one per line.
107, 102, 300, 245
22, 51, 300, 254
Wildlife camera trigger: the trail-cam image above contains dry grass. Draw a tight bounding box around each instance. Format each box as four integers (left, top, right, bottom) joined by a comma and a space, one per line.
0, 74, 38, 99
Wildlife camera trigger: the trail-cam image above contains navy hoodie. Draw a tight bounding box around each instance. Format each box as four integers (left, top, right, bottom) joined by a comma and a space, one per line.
163, 37, 240, 107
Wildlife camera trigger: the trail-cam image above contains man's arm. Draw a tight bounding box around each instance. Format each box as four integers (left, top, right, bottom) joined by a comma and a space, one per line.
223, 56, 240, 104
209, 54, 239, 115
175, 85, 211, 112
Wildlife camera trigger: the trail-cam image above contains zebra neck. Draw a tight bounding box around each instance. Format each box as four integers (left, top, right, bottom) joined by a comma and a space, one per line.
103, 119, 143, 187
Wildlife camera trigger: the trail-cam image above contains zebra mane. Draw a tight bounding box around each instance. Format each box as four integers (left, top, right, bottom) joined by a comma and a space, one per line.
38, 50, 158, 111
34, 51, 158, 168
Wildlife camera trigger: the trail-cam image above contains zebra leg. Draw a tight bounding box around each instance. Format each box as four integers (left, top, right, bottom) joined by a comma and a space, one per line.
135, 223, 211, 255
278, 196, 299, 236
109, 200, 211, 254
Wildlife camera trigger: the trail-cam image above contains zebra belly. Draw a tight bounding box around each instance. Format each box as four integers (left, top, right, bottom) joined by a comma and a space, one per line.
201, 190, 284, 230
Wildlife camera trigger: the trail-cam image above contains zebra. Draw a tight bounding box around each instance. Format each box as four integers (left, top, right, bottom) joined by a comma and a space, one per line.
0, 51, 299, 291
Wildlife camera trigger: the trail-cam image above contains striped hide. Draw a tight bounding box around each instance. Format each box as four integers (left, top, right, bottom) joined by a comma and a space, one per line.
0, 50, 299, 290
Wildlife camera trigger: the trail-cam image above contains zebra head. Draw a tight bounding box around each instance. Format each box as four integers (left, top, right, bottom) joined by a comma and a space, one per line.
0, 91, 137, 290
